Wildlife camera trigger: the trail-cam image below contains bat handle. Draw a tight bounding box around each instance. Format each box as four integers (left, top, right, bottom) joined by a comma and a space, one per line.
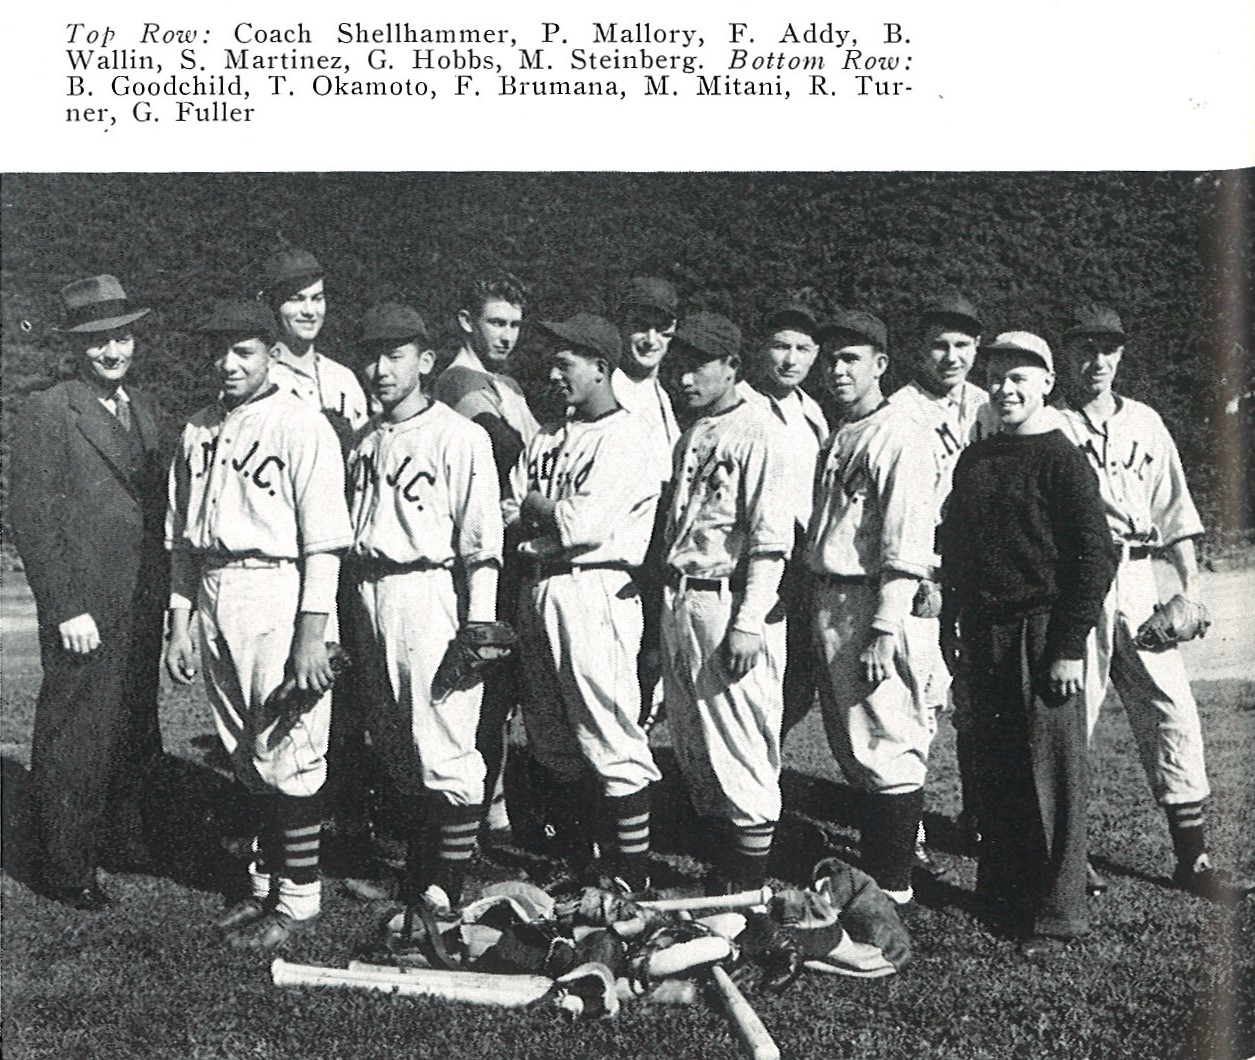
710, 965, 781, 1060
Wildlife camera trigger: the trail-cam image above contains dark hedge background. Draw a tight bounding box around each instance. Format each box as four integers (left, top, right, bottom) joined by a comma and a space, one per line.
2, 171, 1251, 546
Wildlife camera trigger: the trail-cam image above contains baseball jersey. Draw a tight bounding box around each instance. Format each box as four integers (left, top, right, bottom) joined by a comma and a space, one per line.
612, 368, 681, 486
347, 401, 503, 568
805, 402, 936, 580
436, 346, 540, 446
887, 379, 992, 497
1060, 397, 1204, 547
270, 342, 370, 429
166, 387, 353, 560
504, 408, 660, 567
665, 400, 792, 577
736, 380, 829, 532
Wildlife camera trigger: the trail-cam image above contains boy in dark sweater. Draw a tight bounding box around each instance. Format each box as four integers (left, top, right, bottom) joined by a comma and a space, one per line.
941, 332, 1115, 957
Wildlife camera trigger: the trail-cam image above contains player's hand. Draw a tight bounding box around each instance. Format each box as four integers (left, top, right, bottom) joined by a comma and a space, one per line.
1045, 658, 1083, 703
722, 629, 763, 680
164, 629, 199, 684
291, 634, 334, 695
860, 630, 896, 684
59, 613, 101, 655
520, 490, 557, 533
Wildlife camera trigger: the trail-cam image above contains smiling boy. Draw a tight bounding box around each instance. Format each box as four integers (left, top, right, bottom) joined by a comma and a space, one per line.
165, 300, 353, 950
941, 332, 1115, 955
504, 314, 662, 891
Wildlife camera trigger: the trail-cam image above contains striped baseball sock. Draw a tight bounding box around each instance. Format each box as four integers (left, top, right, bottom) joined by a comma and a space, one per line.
729, 821, 776, 890
606, 788, 651, 889
273, 793, 323, 920
429, 798, 481, 906
1166, 801, 1207, 871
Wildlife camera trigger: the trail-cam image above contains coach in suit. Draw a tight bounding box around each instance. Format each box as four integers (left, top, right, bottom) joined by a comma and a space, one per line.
10, 275, 169, 910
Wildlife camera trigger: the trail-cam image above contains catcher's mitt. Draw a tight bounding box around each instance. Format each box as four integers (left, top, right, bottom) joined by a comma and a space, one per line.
432, 621, 516, 702
1133, 594, 1211, 652
261, 642, 350, 750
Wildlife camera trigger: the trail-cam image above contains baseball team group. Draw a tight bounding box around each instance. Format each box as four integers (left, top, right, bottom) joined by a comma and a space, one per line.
10, 243, 1247, 963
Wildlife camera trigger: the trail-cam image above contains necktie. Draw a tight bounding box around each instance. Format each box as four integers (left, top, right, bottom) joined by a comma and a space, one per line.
114, 394, 132, 432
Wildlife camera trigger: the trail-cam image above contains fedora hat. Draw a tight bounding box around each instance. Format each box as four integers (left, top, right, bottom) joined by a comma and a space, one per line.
58, 275, 151, 333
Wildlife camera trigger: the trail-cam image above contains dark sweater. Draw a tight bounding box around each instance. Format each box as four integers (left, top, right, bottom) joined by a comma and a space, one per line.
941, 427, 1115, 660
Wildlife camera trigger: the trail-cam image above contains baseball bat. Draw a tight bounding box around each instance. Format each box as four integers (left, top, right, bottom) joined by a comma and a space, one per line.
709, 964, 781, 1060
638, 887, 773, 913
642, 935, 733, 978
272, 958, 552, 1007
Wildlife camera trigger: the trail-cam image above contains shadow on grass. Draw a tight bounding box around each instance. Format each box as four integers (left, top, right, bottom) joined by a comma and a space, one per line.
1, 752, 247, 898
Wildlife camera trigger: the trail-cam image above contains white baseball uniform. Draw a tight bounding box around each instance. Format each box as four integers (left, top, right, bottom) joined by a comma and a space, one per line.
166, 387, 353, 796
805, 401, 940, 794
612, 368, 681, 488
271, 341, 370, 429
347, 401, 504, 808
662, 399, 792, 827
1061, 398, 1210, 804
504, 407, 662, 798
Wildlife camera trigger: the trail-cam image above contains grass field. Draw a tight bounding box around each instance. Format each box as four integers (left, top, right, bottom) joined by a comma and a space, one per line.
2, 568, 1252, 1060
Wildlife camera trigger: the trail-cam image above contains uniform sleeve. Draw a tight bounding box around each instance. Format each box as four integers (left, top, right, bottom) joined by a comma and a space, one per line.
449, 422, 504, 567
874, 422, 937, 579
288, 413, 353, 555
1145, 412, 1205, 547
342, 370, 370, 431
552, 423, 661, 553
9, 394, 81, 625
1046, 443, 1117, 660
738, 423, 792, 558
500, 437, 532, 530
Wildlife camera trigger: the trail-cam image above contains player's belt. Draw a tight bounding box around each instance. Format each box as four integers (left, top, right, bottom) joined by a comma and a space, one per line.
1113, 538, 1155, 562
665, 568, 747, 593
814, 571, 872, 586
199, 553, 292, 569
352, 556, 450, 579
529, 561, 633, 580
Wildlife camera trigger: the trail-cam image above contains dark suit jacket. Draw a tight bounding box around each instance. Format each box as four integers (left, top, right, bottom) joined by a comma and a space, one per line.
10, 378, 170, 630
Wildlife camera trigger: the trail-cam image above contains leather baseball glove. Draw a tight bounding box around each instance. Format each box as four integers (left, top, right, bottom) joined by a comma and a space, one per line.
432, 621, 517, 702
1133, 594, 1211, 651
261, 642, 350, 750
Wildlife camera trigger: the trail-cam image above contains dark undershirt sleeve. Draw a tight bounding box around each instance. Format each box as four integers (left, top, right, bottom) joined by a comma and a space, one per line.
471, 412, 525, 498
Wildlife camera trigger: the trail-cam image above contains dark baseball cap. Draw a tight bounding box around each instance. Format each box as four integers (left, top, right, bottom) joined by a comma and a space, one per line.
920, 292, 982, 336
539, 313, 622, 367
762, 303, 820, 338
195, 300, 278, 341
359, 303, 429, 346
819, 309, 888, 350
1063, 304, 1127, 342
618, 276, 678, 318
259, 245, 324, 293
672, 312, 742, 362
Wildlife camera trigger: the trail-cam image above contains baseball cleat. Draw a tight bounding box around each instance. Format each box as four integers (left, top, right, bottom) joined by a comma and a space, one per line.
1173, 859, 1254, 904
226, 910, 319, 951
213, 897, 269, 933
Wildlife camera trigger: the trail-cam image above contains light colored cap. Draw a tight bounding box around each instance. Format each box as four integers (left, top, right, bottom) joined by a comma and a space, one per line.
981, 331, 1053, 373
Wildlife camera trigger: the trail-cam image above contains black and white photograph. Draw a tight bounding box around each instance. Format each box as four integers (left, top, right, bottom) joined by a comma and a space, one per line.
1, 169, 1251, 1059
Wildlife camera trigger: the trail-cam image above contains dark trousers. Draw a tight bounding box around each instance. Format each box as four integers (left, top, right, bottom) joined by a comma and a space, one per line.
28, 606, 163, 889
964, 611, 1089, 939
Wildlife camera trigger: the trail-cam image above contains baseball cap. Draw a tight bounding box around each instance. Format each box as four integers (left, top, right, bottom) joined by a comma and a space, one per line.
259, 244, 324, 293
195, 300, 279, 341
57, 275, 151, 333
762, 302, 820, 338
920, 292, 982, 337
672, 312, 742, 362
1063, 304, 1127, 342
358, 303, 429, 346
538, 312, 622, 367
618, 276, 678, 319
819, 309, 888, 350
981, 331, 1054, 373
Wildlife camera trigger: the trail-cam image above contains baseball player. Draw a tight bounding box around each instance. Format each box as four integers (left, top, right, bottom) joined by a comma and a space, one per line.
804, 310, 939, 907
261, 243, 370, 434
164, 300, 353, 950
661, 312, 791, 895
346, 303, 504, 911
941, 332, 1115, 954
886, 293, 990, 867
1059, 305, 1251, 903
504, 313, 662, 891
737, 303, 829, 738
435, 272, 537, 837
